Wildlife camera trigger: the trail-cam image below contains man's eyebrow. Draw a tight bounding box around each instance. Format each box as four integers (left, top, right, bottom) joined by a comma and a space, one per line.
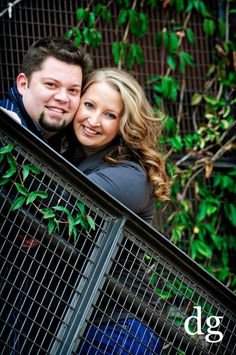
42, 77, 82, 87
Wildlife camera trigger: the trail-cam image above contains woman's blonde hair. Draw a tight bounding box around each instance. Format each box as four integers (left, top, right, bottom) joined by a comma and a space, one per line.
82, 67, 171, 202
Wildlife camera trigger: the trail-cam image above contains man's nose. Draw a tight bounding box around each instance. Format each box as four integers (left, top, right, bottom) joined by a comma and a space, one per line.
54, 88, 69, 102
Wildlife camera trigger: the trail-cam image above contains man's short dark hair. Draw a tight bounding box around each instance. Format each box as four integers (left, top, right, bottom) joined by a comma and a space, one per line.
21, 37, 92, 85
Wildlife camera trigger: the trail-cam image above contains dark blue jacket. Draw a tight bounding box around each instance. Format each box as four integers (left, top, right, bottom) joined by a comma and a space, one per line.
0, 85, 68, 153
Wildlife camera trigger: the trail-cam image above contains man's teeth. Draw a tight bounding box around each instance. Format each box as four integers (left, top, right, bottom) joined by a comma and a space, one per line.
49, 107, 64, 113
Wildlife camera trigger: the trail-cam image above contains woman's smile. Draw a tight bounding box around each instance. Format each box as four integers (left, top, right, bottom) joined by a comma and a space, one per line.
73, 81, 123, 154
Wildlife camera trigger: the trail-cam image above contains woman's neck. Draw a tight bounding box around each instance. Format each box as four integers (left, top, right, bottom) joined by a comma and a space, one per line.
83, 145, 107, 157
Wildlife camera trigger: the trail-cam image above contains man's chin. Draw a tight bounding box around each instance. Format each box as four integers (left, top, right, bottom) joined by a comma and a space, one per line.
39, 116, 66, 133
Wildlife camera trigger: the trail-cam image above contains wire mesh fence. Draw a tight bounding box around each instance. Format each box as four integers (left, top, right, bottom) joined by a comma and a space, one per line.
0, 0, 219, 136
1, 111, 235, 354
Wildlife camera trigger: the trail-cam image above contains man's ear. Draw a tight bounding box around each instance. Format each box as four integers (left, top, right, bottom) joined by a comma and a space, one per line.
16, 73, 28, 95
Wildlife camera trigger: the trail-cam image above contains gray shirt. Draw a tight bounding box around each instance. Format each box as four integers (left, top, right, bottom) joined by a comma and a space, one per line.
77, 149, 155, 223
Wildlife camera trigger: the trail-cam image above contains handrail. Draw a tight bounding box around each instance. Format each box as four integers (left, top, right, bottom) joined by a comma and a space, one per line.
1, 110, 235, 316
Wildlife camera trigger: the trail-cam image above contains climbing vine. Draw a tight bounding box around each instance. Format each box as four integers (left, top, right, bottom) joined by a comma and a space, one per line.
64, 0, 236, 290
0, 142, 96, 243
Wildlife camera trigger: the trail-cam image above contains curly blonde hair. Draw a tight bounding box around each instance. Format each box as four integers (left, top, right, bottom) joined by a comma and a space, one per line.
82, 67, 171, 202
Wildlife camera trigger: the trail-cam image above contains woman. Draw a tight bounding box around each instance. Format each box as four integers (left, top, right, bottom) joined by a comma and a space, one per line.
71, 67, 170, 223
70, 68, 171, 354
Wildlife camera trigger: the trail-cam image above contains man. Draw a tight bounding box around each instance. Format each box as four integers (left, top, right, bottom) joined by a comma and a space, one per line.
0, 37, 92, 353
0, 36, 92, 152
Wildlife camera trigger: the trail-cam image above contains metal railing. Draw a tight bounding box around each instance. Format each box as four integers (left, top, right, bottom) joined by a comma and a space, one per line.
0, 111, 235, 354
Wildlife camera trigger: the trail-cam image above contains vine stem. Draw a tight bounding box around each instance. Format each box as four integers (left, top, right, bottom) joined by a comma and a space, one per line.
118, 0, 137, 69
211, 134, 236, 162
181, 166, 204, 200
180, 133, 236, 199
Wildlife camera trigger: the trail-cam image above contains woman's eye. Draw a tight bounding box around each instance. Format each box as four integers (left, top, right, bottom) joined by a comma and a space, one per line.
85, 102, 94, 109
106, 112, 116, 119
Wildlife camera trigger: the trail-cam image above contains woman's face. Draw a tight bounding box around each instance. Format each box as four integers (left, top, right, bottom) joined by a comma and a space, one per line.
73, 81, 124, 154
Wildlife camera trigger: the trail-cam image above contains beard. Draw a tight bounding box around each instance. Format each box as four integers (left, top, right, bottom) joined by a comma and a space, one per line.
38, 113, 66, 133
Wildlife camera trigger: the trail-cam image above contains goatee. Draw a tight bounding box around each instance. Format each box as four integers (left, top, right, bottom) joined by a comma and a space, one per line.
39, 113, 66, 133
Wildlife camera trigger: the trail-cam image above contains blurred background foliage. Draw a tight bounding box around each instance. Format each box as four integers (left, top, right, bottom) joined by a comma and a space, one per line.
64, 0, 236, 291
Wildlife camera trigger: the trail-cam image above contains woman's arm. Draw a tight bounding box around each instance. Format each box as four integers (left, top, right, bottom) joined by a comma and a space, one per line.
85, 162, 153, 217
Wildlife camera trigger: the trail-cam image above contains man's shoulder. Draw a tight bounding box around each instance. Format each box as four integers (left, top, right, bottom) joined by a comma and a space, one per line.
0, 106, 22, 125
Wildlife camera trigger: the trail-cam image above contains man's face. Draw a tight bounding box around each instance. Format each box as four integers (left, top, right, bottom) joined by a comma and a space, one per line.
17, 56, 83, 137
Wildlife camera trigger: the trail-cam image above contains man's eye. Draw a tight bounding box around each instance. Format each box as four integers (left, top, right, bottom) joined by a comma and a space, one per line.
45, 82, 55, 88
69, 89, 80, 95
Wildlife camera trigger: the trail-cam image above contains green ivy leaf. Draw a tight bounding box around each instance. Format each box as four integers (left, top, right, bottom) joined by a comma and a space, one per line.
76, 8, 87, 22
191, 93, 202, 105
154, 94, 162, 107
198, 1, 211, 17
26, 191, 48, 204
78, 216, 89, 231
48, 218, 59, 234
67, 214, 75, 236
186, 28, 195, 44
112, 41, 121, 64
87, 215, 96, 230
134, 44, 144, 65
166, 117, 177, 135
186, 2, 194, 13
170, 135, 183, 151
194, 240, 212, 258
178, 52, 194, 73
172, 0, 184, 13
53, 206, 70, 215
168, 32, 178, 54
218, 18, 226, 38
155, 287, 173, 299
64, 30, 73, 39
167, 55, 176, 70
162, 29, 169, 50
204, 95, 219, 106
198, 201, 207, 221
0, 143, 16, 154
0, 177, 11, 186
222, 247, 229, 266
203, 18, 215, 36
7, 154, 16, 169
206, 204, 218, 216
94, 3, 102, 15
139, 12, 149, 38
15, 183, 28, 196
40, 208, 56, 219
72, 227, 78, 243
73, 34, 82, 47
219, 266, 229, 281
88, 12, 95, 28
11, 196, 25, 211
118, 8, 128, 28
126, 43, 144, 69
224, 203, 236, 227
101, 7, 112, 23
22, 164, 40, 181
191, 241, 197, 260
3, 167, 17, 178
172, 227, 182, 244
77, 201, 85, 214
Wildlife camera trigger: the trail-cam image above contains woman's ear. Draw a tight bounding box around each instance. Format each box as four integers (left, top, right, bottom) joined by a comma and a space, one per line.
16, 73, 28, 95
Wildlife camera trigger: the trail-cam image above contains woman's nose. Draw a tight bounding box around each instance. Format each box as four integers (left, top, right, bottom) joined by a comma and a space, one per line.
87, 113, 101, 126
